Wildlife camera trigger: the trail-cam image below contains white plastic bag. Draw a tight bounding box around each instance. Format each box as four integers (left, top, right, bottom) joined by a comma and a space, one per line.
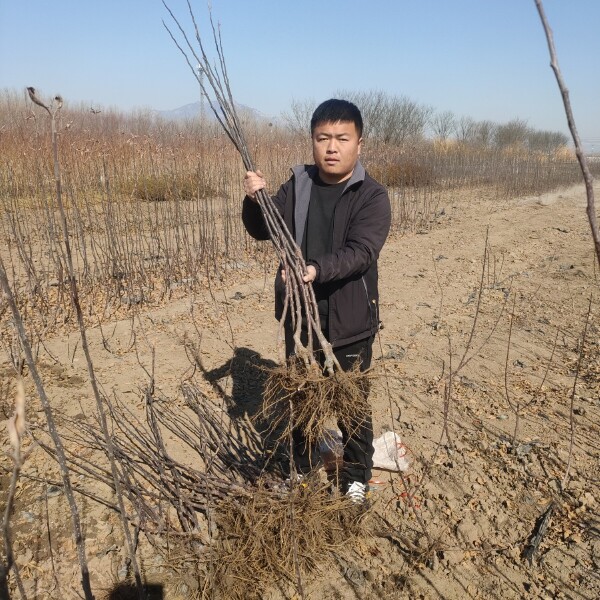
319, 429, 410, 472
372, 431, 410, 472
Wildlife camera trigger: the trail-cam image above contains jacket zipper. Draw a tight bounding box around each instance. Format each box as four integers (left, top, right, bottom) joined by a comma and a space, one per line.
361, 276, 376, 331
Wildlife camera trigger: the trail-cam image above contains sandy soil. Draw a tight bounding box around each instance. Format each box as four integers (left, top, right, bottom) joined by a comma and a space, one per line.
2, 182, 599, 599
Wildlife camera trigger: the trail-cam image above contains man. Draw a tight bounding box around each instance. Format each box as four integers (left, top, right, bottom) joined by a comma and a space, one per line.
242, 99, 391, 503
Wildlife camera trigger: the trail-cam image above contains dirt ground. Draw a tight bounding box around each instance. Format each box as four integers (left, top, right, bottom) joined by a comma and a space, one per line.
2, 182, 599, 599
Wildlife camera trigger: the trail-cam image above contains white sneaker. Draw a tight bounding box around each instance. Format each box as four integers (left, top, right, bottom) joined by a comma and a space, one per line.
345, 481, 368, 504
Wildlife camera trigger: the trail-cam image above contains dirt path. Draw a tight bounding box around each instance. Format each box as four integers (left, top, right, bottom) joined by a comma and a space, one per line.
2, 183, 599, 599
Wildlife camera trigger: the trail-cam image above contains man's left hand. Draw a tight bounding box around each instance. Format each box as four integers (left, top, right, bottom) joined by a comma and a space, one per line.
303, 265, 317, 283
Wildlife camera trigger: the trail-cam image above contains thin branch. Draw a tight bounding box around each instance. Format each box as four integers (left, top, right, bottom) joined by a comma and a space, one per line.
1, 379, 28, 600
162, 2, 341, 373
534, 0, 600, 267
0, 254, 94, 600
38, 87, 145, 596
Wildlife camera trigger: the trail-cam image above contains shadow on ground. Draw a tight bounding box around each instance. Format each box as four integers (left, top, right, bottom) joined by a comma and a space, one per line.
203, 346, 289, 474
107, 582, 164, 599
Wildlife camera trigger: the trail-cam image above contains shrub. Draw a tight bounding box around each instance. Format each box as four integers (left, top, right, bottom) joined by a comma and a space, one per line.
122, 173, 215, 202
368, 161, 432, 187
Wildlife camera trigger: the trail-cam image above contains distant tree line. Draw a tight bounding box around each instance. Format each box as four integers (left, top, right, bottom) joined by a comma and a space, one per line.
1, 86, 569, 156
283, 90, 569, 153
441, 114, 569, 153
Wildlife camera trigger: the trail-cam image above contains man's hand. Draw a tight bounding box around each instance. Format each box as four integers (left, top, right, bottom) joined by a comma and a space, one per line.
303, 265, 317, 283
243, 170, 266, 201
280, 265, 317, 283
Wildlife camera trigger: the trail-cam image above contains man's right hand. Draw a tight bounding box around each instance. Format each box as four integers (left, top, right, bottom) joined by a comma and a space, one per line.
243, 170, 266, 201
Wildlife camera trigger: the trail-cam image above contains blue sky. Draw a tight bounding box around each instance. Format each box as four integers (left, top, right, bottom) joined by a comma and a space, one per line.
1, 1, 599, 150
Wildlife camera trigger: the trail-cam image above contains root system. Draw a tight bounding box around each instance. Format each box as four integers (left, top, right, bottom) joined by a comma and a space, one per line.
260, 357, 372, 449
207, 479, 369, 599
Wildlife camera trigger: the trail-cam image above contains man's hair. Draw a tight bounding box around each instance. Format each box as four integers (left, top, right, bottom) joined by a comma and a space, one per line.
310, 99, 363, 137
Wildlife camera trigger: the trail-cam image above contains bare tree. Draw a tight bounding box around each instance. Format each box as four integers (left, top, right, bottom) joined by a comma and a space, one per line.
456, 116, 477, 144
431, 110, 456, 141
494, 118, 529, 149
336, 89, 387, 139
379, 95, 433, 144
527, 129, 569, 153
338, 90, 432, 144
474, 120, 497, 147
282, 98, 316, 137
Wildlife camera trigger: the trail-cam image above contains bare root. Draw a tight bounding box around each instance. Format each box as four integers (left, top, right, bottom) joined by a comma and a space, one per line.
259, 358, 372, 449
207, 480, 369, 599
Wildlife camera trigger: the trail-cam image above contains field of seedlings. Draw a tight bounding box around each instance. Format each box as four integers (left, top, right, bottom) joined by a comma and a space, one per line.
1, 90, 599, 600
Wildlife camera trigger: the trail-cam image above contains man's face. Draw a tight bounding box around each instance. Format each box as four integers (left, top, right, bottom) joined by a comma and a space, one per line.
312, 120, 362, 184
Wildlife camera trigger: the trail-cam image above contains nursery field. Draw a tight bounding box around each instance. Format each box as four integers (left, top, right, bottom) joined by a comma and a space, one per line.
1, 90, 599, 599
1, 173, 598, 598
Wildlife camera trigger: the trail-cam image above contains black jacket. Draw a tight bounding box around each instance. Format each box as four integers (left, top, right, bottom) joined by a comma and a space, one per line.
242, 161, 391, 347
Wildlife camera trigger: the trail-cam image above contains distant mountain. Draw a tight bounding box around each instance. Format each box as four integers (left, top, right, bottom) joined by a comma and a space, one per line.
156, 101, 268, 123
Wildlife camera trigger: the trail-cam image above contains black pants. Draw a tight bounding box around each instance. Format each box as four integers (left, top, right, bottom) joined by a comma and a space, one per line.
286, 328, 374, 486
